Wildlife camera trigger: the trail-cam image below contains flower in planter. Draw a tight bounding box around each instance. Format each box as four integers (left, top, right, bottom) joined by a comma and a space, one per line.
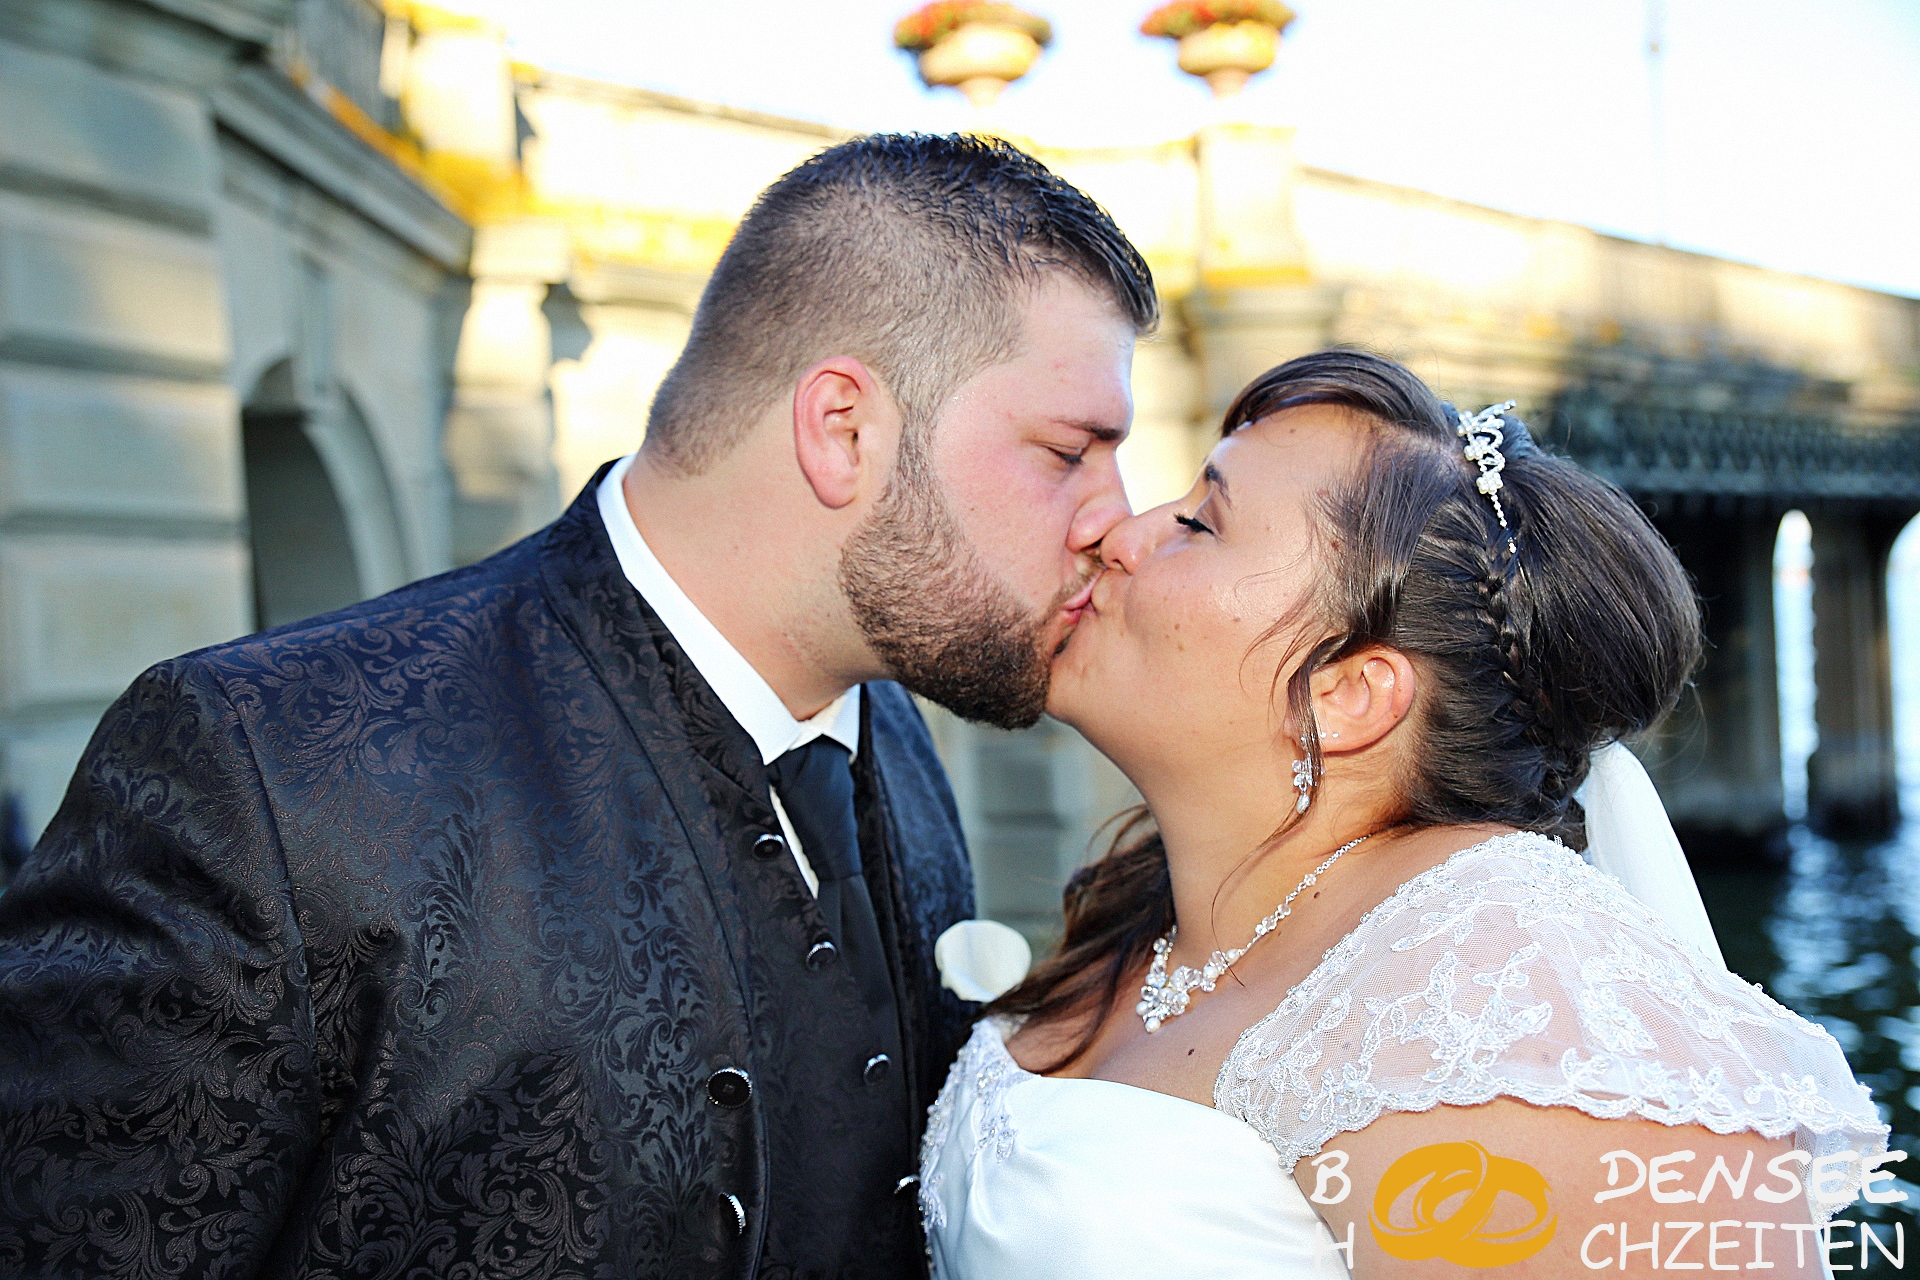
894, 1, 1053, 52
1140, 0, 1296, 97
894, 1, 1054, 106
1139, 0, 1295, 40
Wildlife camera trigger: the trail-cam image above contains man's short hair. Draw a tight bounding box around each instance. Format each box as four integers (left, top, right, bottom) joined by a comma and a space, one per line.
643, 133, 1159, 475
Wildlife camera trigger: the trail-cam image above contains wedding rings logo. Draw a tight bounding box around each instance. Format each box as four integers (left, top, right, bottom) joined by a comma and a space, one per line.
1368, 1141, 1558, 1266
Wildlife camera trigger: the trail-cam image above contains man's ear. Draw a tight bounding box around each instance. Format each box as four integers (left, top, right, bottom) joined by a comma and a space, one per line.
792, 357, 895, 510
1308, 646, 1418, 754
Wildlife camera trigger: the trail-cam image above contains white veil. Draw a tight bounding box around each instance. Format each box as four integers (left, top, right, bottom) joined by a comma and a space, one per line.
1575, 741, 1727, 968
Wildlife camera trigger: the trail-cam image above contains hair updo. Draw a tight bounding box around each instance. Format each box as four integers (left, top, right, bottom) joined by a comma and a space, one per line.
987, 348, 1703, 1062
1237, 349, 1702, 847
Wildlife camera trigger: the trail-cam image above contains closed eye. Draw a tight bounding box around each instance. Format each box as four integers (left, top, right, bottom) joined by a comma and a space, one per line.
1175, 513, 1214, 536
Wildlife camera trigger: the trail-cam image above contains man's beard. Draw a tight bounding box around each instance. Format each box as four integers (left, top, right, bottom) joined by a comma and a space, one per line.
838, 450, 1065, 730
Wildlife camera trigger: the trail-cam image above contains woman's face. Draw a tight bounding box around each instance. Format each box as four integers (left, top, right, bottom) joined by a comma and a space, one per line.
1048, 404, 1369, 781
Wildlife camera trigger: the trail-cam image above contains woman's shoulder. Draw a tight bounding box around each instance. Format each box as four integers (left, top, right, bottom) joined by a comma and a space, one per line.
1214, 829, 1885, 1183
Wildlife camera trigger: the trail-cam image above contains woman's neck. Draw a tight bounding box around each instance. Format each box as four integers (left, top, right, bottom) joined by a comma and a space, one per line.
1141, 758, 1520, 972
1138, 761, 1393, 968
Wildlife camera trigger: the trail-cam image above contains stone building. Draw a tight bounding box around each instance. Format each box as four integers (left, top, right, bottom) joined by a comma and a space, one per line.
0, 0, 471, 862
3, 0, 1917, 949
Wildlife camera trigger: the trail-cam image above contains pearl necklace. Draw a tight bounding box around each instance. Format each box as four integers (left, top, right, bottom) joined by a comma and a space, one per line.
1136, 834, 1370, 1032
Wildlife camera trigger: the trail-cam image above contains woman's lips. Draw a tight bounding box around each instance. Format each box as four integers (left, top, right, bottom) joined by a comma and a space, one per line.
1059, 577, 1099, 627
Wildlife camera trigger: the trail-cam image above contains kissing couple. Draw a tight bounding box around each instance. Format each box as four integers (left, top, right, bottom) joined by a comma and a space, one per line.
0, 134, 1888, 1279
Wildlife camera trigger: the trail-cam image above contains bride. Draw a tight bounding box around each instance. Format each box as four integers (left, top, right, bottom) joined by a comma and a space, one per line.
919, 350, 1889, 1277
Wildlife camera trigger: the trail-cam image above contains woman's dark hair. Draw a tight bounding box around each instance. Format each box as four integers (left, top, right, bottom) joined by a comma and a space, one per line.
988, 348, 1703, 1067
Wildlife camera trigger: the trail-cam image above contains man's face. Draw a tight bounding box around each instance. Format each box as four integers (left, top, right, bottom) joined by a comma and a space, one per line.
838, 276, 1137, 727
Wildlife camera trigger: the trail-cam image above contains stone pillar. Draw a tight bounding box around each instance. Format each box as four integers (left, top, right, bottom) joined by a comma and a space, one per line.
1181, 123, 1341, 422
1194, 123, 1310, 292
394, 6, 564, 565
920, 707, 1140, 951
442, 274, 563, 563
1641, 507, 1788, 862
1806, 507, 1912, 837
1184, 285, 1344, 422
397, 5, 518, 215
1117, 317, 1209, 509
443, 221, 567, 564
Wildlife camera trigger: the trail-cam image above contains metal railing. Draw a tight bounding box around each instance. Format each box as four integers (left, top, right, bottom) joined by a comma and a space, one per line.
1549, 396, 1920, 505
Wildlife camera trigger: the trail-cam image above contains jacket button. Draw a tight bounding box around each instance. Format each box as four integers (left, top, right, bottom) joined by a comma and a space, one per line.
751, 832, 787, 860
862, 1053, 891, 1085
805, 940, 837, 969
706, 1067, 752, 1108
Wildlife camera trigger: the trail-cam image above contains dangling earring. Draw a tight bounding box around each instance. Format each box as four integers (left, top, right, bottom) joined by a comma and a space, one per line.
1292, 737, 1315, 813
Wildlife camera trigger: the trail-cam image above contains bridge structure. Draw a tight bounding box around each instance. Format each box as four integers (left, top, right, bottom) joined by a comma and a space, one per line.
0, 0, 1915, 936
1554, 386, 1920, 853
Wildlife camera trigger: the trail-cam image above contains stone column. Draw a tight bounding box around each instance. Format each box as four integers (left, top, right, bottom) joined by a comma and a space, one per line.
920, 707, 1140, 951
397, 7, 564, 565
443, 222, 567, 564
1641, 507, 1788, 862
1194, 123, 1311, 293
1806, 506, 1912, 837
1181, 123, 1341, 421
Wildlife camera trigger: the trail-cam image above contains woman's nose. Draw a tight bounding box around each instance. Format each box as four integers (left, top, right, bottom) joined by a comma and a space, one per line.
1099, 504, 1175, 574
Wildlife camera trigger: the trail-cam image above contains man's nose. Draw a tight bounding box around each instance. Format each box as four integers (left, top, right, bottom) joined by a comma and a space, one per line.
1066, 459, 1132, 557
1098, 504, 1175, 575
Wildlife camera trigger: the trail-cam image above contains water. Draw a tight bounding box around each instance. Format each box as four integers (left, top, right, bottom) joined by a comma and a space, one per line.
1703, 515, 1920, 1220
1699, 828, 1920, 1217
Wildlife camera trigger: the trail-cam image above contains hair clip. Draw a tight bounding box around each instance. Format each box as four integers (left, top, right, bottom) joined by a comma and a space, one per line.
1457, 400, 1519, 554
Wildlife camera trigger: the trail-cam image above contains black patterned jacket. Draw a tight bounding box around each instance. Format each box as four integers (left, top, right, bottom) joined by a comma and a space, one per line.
0, 474, 977, 1279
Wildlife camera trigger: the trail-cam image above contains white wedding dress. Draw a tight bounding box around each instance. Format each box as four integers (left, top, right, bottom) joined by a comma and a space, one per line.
920, 831, 1888, 1279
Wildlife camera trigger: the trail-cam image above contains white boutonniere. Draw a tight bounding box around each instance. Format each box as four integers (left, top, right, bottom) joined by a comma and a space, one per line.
933, 920, 1033, 1003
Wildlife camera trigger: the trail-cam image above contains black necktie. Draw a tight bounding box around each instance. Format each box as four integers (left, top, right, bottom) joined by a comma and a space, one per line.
766, 739, 904, 1069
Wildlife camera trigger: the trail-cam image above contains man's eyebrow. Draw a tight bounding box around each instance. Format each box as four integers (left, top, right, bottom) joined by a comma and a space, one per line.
1052, 417, 1127, 444
1204, 462, 1232, 504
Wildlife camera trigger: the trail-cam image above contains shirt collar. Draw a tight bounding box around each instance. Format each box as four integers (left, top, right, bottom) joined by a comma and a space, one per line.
597, 455, 860, 765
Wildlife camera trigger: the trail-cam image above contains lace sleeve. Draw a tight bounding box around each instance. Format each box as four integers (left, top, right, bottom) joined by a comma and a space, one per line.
1215, 832, 1889, 1222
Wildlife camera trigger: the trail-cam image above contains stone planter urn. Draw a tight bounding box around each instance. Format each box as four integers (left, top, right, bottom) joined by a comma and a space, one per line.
896, 2, 1053, 107
1141, 0, 1295, 98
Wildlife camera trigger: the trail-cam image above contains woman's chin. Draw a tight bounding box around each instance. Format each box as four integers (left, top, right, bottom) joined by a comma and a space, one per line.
1043, 645, 1093, 727
1043, 641, 1114, 734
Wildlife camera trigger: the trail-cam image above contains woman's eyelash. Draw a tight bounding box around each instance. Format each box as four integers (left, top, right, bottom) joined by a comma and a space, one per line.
1174, 514, 1214, 536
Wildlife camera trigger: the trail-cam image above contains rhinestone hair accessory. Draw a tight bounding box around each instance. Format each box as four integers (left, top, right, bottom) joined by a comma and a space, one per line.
1457, 399, 1519, 554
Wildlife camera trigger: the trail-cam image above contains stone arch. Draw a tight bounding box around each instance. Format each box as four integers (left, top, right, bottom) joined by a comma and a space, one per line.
308, 385, 411, 598
241, 359, 362, 630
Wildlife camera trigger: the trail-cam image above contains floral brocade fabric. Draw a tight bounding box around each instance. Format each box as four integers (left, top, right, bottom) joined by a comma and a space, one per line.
0, 472, 976, 1280
1213, 831, 1889, 1222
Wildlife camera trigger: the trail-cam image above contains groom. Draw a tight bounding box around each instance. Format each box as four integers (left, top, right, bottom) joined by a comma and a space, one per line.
0, 135, 1156, 1278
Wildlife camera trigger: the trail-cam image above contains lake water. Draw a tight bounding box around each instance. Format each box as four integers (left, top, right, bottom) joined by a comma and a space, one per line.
1699, 828, 1920, 1217
1698, 517, 1920, 1216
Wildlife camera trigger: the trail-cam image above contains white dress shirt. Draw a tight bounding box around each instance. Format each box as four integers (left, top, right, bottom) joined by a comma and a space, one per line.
598, 454, 860, 894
